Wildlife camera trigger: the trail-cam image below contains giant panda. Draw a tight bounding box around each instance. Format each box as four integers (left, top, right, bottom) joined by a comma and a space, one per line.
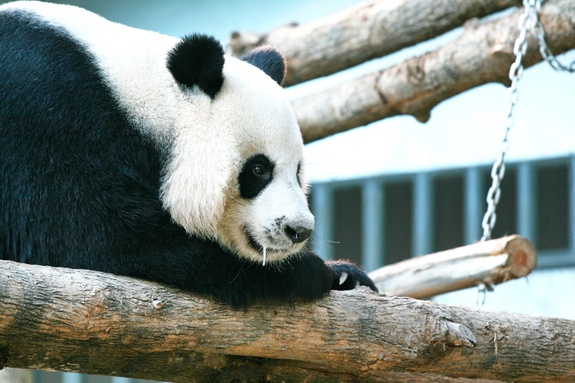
0, 1, 377, 307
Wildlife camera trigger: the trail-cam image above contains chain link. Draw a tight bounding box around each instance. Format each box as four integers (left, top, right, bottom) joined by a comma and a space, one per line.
532, 0, 575, 73
481, 0, 533, 241
481, 0, 574, 241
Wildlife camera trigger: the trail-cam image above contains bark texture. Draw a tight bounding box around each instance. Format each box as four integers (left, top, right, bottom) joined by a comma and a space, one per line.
228, 0, 522, 86
1, 260, 574, 383
285, 0, 575, 142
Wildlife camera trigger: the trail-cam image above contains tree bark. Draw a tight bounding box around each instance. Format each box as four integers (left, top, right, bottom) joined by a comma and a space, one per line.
227, 0, 522, 86
1, 260, 574, 383
369, 235, 537, 299
288, 0, 575, 142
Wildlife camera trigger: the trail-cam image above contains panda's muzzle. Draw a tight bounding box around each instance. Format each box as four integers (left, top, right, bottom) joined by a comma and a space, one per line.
245, 223, 312, 254
246, 232, 276, 253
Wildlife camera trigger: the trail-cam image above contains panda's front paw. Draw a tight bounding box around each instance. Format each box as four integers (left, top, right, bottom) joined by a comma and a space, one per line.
326, 260, 378, 292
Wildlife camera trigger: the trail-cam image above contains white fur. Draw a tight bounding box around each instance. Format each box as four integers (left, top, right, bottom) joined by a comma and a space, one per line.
191, 58, 313, 262
2, 1, 313, 263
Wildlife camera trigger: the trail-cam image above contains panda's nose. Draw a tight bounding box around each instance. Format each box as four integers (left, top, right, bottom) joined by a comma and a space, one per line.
284, 225, 312, 244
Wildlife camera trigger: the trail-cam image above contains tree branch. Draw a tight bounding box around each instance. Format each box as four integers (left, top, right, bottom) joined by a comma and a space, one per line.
227, 0, 522, 86
1, 260, 574, 382
369, 235, 537, 299
288, 0, 575, 142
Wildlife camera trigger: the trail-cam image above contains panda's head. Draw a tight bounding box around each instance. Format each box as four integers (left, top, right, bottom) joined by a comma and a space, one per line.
160, 34, 314, 264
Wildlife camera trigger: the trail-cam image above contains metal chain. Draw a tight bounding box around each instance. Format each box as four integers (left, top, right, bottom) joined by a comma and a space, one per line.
481, 0, 575, 241
532, 0, 575, 73
481, 0, 533, 241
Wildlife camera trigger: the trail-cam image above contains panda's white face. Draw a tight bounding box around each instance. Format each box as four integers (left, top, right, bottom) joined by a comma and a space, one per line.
218, 58, 314, 263
162, 56, 315, 264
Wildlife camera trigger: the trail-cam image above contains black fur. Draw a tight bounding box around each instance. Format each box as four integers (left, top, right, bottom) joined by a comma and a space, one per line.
238, 154, 274, 199
167, 34, 225, 98
0, 8, 377, 308
241, 46, 286, 85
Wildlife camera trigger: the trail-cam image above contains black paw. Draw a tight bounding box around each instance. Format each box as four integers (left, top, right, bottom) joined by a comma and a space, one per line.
326, 260, 378, 292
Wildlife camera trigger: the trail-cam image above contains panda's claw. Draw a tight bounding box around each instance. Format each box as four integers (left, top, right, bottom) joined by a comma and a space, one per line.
327, 260, 378, 292
339, 272, 349, 286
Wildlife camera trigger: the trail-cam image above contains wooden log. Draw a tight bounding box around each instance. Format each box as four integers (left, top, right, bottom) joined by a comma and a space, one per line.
369, 235, 537, 299
227, 0, 522, 86
291, 0, 575, 142
1, 259, 574, 382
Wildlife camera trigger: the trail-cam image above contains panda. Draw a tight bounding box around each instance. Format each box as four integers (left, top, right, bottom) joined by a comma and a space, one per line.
0, 1, 377, 307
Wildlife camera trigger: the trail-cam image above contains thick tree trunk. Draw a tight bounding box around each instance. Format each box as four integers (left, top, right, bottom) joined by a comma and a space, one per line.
227, 0, 522, 86
1, 260, 574, 383
290, 0, 575, 142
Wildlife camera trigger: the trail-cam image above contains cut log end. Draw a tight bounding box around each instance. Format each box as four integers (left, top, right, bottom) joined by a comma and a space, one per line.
504, 236, 537, 278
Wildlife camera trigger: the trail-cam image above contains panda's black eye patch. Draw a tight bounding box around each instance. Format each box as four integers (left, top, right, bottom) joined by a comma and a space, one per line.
239, 154, 274, 199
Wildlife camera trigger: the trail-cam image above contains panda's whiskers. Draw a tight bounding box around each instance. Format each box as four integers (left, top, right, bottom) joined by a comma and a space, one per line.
262, 245, 267, 266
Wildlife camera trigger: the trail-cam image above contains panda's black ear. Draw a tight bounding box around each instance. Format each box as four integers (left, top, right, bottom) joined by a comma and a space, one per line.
241, 46, 286, 85
167, 34, 225, 98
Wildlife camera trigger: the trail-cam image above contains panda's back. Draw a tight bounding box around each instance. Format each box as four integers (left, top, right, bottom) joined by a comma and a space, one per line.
0, 5, 168, 267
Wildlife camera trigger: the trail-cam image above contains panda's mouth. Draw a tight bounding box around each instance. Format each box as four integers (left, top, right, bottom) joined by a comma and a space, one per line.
246, 232, 278, 253
245, 232, 283, 266
246, 233, 261, 250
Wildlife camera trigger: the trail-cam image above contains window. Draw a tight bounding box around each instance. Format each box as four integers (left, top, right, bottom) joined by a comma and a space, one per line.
383, 180, 413, 264
311, 155, 575, 271
332, 186, 362, 265
432, 174, 464, 252
535, 162, 570, 251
